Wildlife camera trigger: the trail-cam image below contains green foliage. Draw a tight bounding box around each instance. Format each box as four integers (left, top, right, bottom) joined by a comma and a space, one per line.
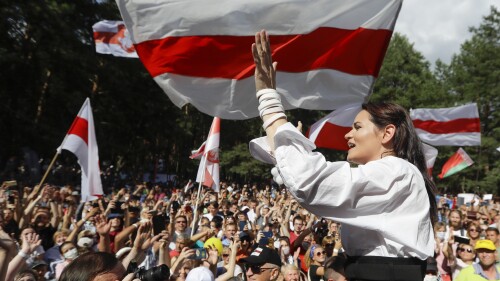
0, 2, 498, 192
372, 33, 450, 108
438, 6, 500, 194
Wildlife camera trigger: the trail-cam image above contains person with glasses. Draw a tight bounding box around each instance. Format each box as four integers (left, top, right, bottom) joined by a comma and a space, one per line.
467, 222, 481, 247
241, 246, 282, 281
455, 239, 500, 281
171, 215, 191, 242
444, 236, 476, 280
249, 30, 437, 281
217, 240, 244, 280
305, 245, 326, 281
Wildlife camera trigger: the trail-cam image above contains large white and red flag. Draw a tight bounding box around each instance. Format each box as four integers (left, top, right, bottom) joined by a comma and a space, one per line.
58, 98, 103, 201
189, 141, 206, 160
92, 20, 138, 58
195, 117, 220, 192
410, 103, 481, 146
306, 103, 362, 151
116, 0, 402, 119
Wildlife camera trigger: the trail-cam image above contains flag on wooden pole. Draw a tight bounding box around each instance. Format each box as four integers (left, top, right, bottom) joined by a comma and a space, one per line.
195, 117, 220, 192
58, 98, 103, 201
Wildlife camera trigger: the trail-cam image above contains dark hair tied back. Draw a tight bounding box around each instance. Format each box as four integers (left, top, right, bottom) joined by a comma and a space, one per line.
362, 102, 438, 225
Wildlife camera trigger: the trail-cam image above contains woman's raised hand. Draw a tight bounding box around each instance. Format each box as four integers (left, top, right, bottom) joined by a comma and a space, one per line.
252, 30, 277, 91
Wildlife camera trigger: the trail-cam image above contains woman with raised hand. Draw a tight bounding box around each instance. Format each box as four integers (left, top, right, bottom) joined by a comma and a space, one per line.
250, 30, 437, 281
305, 245, 326, 281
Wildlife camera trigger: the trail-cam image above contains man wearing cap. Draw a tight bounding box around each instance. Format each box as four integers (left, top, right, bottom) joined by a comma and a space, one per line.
241, 246, 282, 281
455, 239, 500, 280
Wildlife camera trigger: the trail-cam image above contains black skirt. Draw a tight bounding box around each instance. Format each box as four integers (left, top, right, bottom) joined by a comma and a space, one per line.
344, 256, 427, 281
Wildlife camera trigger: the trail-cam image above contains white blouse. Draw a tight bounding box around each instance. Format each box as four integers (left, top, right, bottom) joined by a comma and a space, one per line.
250, 122, 434, 260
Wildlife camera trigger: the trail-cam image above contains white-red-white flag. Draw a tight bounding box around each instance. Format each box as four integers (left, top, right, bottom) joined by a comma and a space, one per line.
116, 0, 402, 119
306, 104, 362, 151
422, 143, 438, 177
93, 20, 138, 58
410, 103, 481, 146
195, 117, 220, 192
190, 141, 206, 160
58, 98, 103, 202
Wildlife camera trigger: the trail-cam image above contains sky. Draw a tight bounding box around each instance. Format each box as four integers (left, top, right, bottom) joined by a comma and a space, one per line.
395, 0, 498, 65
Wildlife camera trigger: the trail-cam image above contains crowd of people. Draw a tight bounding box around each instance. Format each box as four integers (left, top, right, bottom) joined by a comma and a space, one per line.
0, 180, 499, 281
1, 28, 496, 281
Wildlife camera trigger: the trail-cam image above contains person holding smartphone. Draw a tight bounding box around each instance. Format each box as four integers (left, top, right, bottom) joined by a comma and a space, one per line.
249, 30, 437, 281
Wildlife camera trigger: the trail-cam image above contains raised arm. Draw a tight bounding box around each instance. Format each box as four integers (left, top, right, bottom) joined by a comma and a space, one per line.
252, 30, 287, 150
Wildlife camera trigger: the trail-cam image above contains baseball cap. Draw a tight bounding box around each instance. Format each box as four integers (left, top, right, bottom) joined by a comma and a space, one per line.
185, 266, 214, 281
239, 231, 251, 242
475, 239, 496, 251
31, 260, 48, 269
240, 247, 282, 267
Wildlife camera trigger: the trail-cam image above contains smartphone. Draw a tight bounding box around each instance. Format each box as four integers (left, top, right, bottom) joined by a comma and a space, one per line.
454, 235, 471, 245
263, 231, 273, 238
152, 215, 167, 235
238, 221, 247, 231
110, 201, 125, 214
190, 248, 207, 260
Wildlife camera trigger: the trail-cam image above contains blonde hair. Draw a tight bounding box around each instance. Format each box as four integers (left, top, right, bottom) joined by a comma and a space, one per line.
305, 245, 323, 268
281, 264, 299, 276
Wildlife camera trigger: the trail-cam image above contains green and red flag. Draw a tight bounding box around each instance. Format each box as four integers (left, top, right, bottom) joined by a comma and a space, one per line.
438, 148, 474, 179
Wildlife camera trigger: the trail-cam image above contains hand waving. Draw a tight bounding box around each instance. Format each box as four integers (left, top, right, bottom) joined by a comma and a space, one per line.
252, 30, 277, 91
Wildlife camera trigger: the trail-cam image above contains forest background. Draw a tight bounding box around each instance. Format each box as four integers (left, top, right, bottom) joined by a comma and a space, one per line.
0, 1, 498, 194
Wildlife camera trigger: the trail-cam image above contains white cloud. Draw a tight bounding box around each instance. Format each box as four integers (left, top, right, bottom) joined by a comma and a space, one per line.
395, 0, 498, 65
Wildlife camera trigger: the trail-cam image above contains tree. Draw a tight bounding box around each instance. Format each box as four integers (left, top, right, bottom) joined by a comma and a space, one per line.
372, 33, 449, 108
441, 6, 500, 194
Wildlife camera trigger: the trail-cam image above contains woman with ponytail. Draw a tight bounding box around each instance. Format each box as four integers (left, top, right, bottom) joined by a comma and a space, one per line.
249, 30, 437, 281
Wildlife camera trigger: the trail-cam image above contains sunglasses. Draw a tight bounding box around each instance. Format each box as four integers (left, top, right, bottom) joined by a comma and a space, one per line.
468, 229, 478, 232
245, 265, 274, 274
316, 251, 327, 256
324, 243, 335, 247
458, 248, 473, 253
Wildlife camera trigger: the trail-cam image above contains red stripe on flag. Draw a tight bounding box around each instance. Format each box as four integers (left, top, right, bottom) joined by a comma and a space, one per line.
203, 167, 214, 188
67, 116, 88, 144
312, 122, 351, 151
135, 27, 392, 79
413, 118, 480, 134
93, 25, 128, 44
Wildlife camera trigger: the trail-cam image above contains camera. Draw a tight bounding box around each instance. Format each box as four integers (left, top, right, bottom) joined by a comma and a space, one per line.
128, 262, 170, 281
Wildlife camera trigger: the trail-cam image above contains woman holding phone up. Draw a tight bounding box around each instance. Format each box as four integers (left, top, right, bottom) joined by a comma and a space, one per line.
249, 30, 437, 281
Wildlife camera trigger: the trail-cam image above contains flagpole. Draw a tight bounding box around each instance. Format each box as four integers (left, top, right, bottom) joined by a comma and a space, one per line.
190, 156, 208, 237
36, 151, 60, 190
